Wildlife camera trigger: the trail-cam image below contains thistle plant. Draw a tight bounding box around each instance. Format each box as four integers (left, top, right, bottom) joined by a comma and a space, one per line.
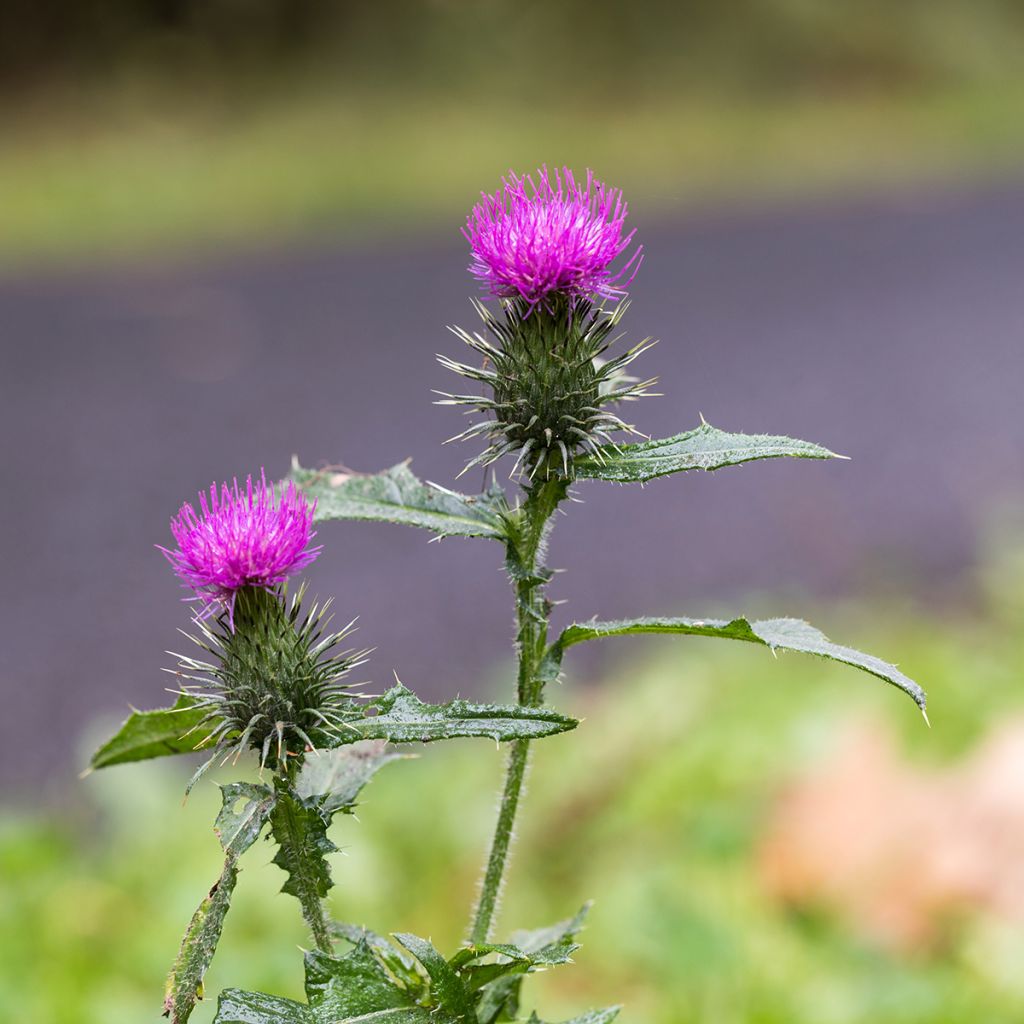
90, 166, 927, 1024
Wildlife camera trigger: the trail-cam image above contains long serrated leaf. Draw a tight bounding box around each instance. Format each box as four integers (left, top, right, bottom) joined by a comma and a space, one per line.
354, 685, 577, 744
88, 694, 210, 771
296, 742, 406, 823
554, 616, 926, 711
164, 861, 238, 1024
394, 933, 477, 1022
292, 461, 509, 540
270, 786, 336, 950
573, 420, 841, 483
165, 785, 276, 1023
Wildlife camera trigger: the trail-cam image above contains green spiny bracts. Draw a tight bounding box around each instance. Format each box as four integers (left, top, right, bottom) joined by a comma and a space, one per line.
169, 585, 368, 787
438, 295, 657, 480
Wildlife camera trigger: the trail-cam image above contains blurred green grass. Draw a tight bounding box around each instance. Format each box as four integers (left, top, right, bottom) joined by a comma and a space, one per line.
3, 82, 1024, 270
3, 530, 1022, 1024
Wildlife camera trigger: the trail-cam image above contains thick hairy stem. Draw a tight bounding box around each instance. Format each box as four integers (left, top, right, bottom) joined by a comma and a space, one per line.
470, 738, 530, 945
469, 478, 563, 943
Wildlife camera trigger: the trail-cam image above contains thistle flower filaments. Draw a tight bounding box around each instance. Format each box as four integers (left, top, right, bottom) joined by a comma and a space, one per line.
465, 166, 642, 309
170, 585, 369, 781
446, 168, 657, 480
159, 472, 321, 620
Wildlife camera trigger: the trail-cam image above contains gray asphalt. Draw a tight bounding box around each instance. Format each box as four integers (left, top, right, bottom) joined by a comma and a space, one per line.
2, 183, 1023, 794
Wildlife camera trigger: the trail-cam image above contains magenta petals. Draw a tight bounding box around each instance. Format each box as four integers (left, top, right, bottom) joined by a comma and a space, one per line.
159, 471, 320, 616
464, 166, 642, 310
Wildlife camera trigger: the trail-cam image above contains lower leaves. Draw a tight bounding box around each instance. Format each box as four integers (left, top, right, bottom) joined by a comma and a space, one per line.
215, 908, 615, 1024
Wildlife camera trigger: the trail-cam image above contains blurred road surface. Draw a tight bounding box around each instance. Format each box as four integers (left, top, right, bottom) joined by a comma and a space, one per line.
2, 183, 1022, 793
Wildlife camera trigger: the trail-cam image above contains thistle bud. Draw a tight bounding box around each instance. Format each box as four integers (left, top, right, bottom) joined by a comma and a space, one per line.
442, 168, 656, 480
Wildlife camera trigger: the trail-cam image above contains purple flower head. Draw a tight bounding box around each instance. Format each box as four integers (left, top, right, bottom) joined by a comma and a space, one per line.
464, 166, 642, 310
159, 471, 320, 619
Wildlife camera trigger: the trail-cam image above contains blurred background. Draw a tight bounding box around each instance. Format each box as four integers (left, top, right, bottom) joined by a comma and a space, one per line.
2, 2, 1023, 1021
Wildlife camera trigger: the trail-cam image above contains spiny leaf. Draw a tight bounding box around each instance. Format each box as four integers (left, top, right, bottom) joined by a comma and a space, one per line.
475, 906, 590, 1024
296, 742, 407, 824
215, 783, 276, 858
573, 420, 841, 483
292, 460, 509, 540
553, 616, 926, 711
215, 944, 434, 1024
355, 684, 577, 744
164, 861, 238, 1023
270, 785, 336, 950
330, 923, 426, 995
305, 945, 421, 1020
89, 693, 209, 771
165, 786, 275, 1023
394, 933, 478, 1023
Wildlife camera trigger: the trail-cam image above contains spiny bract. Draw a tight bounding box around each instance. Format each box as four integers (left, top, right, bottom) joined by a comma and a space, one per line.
439, 296, 657, 479
168, 586, 369, 786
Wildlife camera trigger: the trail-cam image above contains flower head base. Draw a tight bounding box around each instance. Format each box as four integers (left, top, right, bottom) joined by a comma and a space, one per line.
171, 585, 368, 781
160, 472, 320, 619
439, 296, 658, 480
465, 167, 642, 310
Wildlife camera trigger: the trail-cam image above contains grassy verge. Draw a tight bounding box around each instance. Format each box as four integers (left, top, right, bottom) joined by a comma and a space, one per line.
3, 81, 1024, 269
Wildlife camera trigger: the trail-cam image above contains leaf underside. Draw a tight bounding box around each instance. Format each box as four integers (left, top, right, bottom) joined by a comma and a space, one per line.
555, 616, 926, 711
573, 420, 841, 483
89, 693, 208, 770
292, 460, 508, 540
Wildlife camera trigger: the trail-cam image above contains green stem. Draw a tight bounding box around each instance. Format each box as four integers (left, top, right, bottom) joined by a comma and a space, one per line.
469, 476, 564, 944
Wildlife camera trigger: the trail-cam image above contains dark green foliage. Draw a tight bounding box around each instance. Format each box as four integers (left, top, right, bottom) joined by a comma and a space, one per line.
439, 298, 656, 479
292, 460, 510, 540
573, 419, 841, 482
88, 693, 208, 770
215, 942, 438, 1024
270, 784, 338, 952
474, 906, 590, 1023
171, 586, 368, 776
552, 615, 926, 712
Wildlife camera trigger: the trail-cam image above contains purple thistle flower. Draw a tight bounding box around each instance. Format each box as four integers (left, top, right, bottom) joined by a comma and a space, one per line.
159, 471, 320, 620
464, 166, 642, 310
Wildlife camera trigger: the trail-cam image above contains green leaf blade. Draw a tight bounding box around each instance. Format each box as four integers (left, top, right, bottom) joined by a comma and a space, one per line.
355, 685, 577, 745
574, 420, 841, 483
215, 989, 312, 1024
296, 742, 406, 822
555, 616, 926, 711
394, 933, 477, 1023
292, 461, 508, 540
270, 785, 337, 950
88, 693, 210, 771
215, 783, 276, 858
165, 861, 239, 1024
